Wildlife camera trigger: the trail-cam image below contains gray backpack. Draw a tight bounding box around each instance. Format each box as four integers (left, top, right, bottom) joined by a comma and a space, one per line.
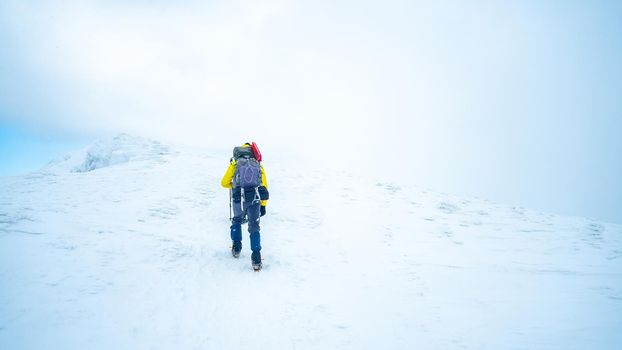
233, 154, 262, 189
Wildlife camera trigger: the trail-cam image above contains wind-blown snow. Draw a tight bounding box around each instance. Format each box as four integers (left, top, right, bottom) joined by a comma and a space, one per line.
1, 135, 621, 349
42, 133, 172, 173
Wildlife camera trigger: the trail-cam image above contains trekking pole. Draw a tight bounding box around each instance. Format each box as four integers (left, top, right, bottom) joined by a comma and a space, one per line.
228, 157, 234, 223
229, 188, 232, 222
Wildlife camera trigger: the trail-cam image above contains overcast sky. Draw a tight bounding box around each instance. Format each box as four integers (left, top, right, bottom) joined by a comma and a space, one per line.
1, 0, 621, 223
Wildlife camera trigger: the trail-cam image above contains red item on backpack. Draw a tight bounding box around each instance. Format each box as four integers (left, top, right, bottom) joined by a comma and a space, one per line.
251, 142, 262, 162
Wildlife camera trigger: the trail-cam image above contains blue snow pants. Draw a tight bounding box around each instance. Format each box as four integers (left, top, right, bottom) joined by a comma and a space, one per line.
230, 194, 262, 252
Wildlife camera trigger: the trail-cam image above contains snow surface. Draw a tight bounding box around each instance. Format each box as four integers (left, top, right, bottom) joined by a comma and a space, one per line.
1, 135, 621, 349
42, 133, 172, 173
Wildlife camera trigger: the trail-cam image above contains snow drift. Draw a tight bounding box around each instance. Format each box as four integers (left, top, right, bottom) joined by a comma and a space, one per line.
1, 134, 621, 349
42, 133, 172, 173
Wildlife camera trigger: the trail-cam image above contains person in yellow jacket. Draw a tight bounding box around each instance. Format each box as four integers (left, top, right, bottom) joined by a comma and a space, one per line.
221, 142, 268, 270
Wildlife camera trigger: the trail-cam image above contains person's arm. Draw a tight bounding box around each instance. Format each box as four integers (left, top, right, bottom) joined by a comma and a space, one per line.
221, 161, 235, 189
260, 165, 268, 208
261, 165, 268, 189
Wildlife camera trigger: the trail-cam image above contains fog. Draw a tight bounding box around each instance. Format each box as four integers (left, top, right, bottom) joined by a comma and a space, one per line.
1, 0, 621, 222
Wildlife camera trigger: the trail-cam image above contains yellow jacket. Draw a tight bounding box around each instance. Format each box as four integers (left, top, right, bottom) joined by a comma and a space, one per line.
221, 160, 268, 207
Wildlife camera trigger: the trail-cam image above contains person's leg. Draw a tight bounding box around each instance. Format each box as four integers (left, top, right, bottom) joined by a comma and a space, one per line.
247, 201, 261, 253
247, 201, 262, 269
230, 201, 244, 255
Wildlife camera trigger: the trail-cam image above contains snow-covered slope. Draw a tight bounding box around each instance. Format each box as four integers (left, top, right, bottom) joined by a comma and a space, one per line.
1, 135, 621, 349
42, 133, 173, 173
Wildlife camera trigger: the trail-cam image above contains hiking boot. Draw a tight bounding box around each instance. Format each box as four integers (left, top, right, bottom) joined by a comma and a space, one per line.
231, 241, 242, 258
251, 251, 262, 271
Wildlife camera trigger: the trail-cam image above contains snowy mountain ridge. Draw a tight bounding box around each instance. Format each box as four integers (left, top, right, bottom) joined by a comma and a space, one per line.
1, 134, 621, 349
42, 133, 173, 174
